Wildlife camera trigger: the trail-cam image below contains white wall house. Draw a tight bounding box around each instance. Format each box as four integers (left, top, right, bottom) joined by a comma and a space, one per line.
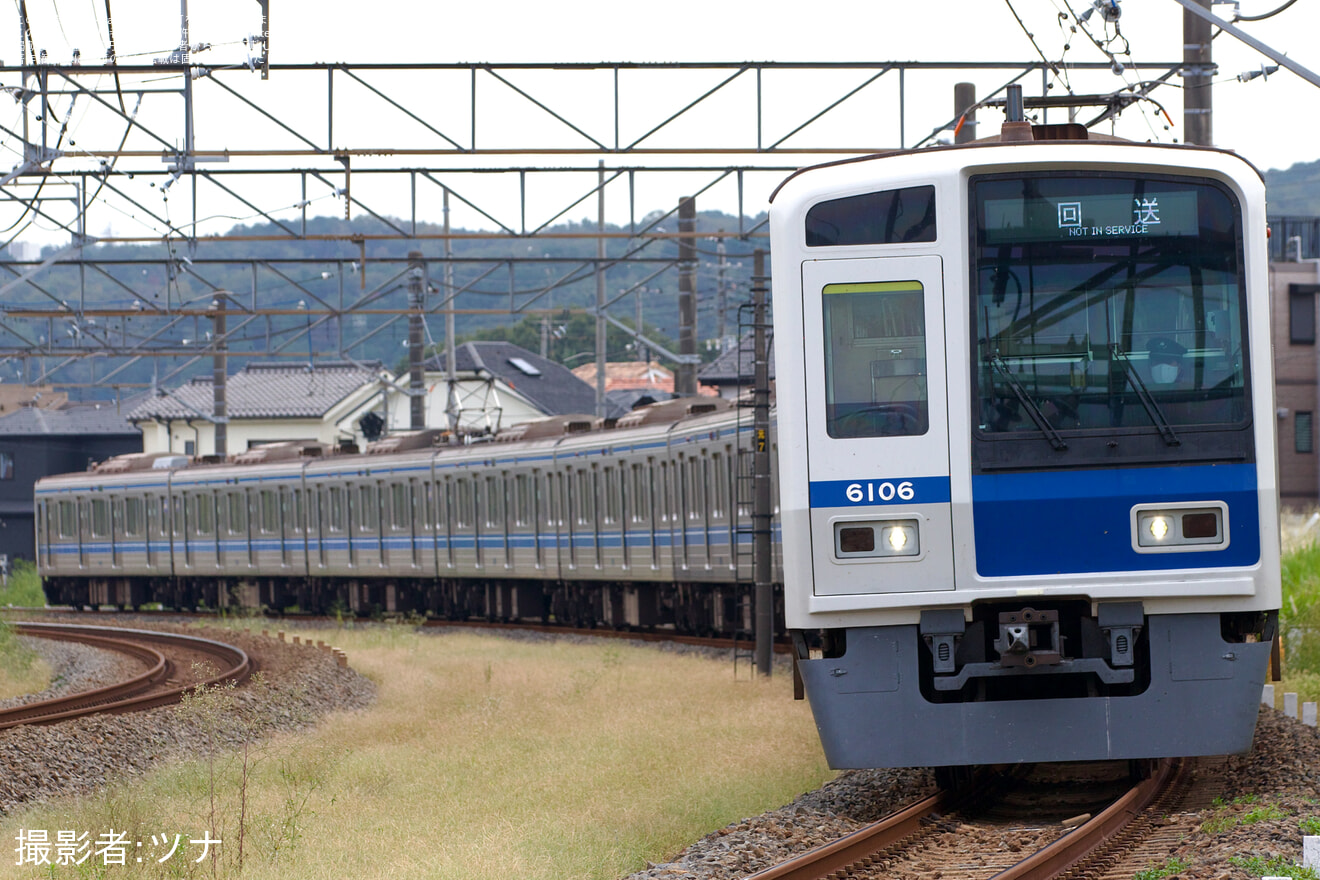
129, 361, 392, 456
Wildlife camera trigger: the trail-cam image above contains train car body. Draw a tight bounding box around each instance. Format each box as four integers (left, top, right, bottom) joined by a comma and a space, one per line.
35, 400, 780, 638
770, 127, 1281, 769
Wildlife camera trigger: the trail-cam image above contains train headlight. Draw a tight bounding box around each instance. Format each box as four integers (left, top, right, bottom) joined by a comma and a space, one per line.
834, 519, 920, 559
1132, 503, 1227, 552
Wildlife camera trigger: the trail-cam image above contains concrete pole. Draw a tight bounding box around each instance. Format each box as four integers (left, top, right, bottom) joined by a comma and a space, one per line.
211, 292, 227, 457
1183, 0, 1213, 146
444, 189, 457, 433
596, 161, 608, 418
752, 249, 773, 677
677, 196, 697, 395
408, 250, 426, 430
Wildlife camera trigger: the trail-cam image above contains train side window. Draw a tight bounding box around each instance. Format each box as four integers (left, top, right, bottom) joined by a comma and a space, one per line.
195, 495, 214, 535
228, 491, 246, 533
124, 498, 143, 535
438, 482, 454, 530
358, 485, 377, 531
576, 471, 594, 526
710, 453, 727, 519
172, 496, 185, 535
806, 185, 936, 246
510, 474, 527, 527
455, 480, 472, 528
258, 490, 276, 534
58, 500, 77, 537
602, 468, 619, 525
822, 281, 929, 438
328, 487, 344, 532
485, 476, 504, 528
91, 499, 109, 537
688, 458, 706, 520
631, 464, 650, 524
292, 488, 305, 532
392, 483, 408, 529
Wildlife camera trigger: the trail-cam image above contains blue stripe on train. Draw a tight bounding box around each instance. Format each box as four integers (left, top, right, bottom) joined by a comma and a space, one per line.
971, 463, 1260, 576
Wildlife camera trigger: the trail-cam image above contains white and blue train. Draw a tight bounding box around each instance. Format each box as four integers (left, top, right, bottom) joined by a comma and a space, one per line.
770, 115, 1281, 770
35, 398, 780, 636
33, 114, 1282, 775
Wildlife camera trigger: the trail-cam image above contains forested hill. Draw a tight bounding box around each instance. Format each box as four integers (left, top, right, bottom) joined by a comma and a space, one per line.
1265, 159, 1320, 215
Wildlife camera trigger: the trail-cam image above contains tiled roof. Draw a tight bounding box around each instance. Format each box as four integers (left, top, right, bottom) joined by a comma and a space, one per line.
699, 335, 775, 384
424, 342, 602, 417
0, 401, 141, 436
572, 360, 674, 391
128, 361, 386, 421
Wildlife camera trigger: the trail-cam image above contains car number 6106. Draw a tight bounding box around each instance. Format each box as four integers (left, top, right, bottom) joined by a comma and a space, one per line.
845, 481, 915, 503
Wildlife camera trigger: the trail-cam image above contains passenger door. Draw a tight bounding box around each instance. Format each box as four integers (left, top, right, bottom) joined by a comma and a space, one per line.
801, 256, 955, 595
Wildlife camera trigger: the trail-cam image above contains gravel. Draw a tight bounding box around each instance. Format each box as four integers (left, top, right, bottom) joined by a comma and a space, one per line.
623, 707, 1320, 880
0, 623, 376, 817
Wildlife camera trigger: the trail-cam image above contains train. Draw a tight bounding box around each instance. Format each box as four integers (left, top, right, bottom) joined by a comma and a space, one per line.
769, 106, 1281, 771
34, 397, 781, 637
34, 101, 1282, 776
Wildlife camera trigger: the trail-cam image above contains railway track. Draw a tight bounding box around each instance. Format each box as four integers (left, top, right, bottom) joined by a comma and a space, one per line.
1, 622, 252, 730
746, 758, 1191, 880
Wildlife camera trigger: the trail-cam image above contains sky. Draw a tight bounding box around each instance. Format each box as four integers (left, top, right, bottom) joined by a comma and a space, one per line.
1, 0, 1317, 244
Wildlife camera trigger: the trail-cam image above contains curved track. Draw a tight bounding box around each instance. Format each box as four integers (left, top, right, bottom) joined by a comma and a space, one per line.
747, 759, 1185, 880
1, 623, 252, 730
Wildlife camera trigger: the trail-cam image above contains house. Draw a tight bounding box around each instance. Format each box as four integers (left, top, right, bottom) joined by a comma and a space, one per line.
395, 341, 606, 434
698, 335, 775, 401
129, 361, 392, 456
0, 400, 142, 564
1274, 258, 1320, 506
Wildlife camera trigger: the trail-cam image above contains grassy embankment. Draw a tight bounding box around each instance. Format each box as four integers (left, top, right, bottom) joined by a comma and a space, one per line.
0, 560, 51, 698
0, 624, 833, 880
1278, 513, 1320, 704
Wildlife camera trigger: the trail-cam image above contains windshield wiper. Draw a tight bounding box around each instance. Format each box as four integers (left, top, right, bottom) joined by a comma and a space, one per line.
989, 355, 1068, 451
1109, 345, 1181, 447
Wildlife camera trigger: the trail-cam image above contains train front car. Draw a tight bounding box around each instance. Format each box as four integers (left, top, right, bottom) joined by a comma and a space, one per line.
770, 132, 1280, 770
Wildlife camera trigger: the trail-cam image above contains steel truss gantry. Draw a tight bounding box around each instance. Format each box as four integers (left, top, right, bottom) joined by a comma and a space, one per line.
0, 59, 1185, 393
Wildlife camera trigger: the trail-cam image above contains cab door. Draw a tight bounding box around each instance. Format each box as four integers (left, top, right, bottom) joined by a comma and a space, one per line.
801, 256, 954, 595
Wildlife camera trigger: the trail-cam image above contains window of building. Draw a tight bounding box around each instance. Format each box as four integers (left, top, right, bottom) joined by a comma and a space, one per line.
0, 451, 12, 479
1291, 285, 1319, 345
1297, 411, 1314, 454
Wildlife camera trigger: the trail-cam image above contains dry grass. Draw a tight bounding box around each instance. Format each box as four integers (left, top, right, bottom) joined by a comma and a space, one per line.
0, 627, 832, 879
0, 619, 50, 700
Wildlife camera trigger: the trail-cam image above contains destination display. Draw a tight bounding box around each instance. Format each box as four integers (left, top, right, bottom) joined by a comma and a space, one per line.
982, 189, 1199, 244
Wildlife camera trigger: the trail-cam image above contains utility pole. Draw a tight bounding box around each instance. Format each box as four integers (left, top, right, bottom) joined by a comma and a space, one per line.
444, 189, 458, 433
752, 249, 773, 677
677, 196, 697, 395
715, 231, 728, 352
408, 250, 426, 431
595, 161, 608, 418
211, 292, 227, 458
1183, 0, 1214, 145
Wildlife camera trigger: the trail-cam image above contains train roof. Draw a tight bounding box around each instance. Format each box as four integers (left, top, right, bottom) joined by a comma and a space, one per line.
769, 125, 1265, 204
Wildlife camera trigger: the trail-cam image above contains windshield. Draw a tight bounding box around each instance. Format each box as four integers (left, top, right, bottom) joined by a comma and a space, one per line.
972, 173, 1248, 448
